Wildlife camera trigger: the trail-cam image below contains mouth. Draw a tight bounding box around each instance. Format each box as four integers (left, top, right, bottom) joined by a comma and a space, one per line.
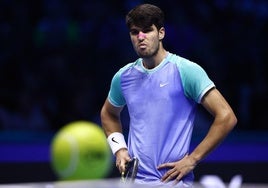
138, 43, 147, 49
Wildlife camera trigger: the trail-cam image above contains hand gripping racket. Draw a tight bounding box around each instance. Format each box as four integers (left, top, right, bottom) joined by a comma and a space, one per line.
121, 157, 139, 183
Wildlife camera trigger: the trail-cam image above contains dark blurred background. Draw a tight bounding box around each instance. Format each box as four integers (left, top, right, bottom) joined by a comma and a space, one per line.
0, 0, 267, 185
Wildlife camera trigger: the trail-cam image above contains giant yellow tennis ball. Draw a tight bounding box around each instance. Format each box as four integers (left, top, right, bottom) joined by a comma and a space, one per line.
50, 121, 112, 180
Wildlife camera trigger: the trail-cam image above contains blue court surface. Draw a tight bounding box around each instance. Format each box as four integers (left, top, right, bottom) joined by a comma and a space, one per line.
0, 178, 267, 188
0, 130, 268, 187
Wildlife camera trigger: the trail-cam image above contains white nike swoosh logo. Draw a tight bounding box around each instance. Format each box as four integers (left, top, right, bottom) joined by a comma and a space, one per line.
160, 83, 169, 87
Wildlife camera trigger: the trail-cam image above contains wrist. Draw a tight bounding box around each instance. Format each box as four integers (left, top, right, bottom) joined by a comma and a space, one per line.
188, 153, 200, 166
107, 132, 127, 155
115, 147, 128, 156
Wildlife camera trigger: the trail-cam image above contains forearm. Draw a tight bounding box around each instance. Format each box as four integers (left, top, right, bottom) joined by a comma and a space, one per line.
189, 88, 238, 164
189, 115, 236, 164
100, 99, 128, 155
101, 112, 123, 137
100, 99, 123, 137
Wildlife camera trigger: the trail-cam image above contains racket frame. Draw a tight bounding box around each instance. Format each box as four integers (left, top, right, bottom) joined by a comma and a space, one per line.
121, 157, 139, 183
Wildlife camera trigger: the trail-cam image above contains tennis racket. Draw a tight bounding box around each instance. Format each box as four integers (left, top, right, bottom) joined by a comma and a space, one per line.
121, 157, 139, 183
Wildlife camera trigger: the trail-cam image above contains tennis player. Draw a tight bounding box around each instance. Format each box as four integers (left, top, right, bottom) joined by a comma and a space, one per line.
101, 3, 237, 187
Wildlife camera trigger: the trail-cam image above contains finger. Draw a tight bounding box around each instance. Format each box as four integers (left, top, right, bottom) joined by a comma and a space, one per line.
120, 157, 131, 173
116, 159, 120, 169
157, 162, 174, 169
161, 168, 176, 182
173, 173, 184, 186
115, 159, 123, 173
163, 173, 176, 183
119, 161, 126, 173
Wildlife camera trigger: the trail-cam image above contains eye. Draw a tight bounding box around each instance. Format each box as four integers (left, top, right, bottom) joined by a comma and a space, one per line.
130, 29, 139, 35
142, 28, 153, 33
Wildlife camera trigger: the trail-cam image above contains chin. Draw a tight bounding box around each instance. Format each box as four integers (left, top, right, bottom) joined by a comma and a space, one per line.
137, 52, 152, 58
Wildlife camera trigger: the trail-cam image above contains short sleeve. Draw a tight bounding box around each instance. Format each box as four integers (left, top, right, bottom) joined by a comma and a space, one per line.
108, 70, 126, 107
178, 59, 215, 103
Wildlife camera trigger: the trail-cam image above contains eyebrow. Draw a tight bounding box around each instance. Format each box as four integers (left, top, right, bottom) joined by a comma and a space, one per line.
130, 26, 154, 32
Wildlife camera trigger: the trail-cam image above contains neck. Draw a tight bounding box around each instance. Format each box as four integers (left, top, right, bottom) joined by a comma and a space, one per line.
142, 48, 167, 69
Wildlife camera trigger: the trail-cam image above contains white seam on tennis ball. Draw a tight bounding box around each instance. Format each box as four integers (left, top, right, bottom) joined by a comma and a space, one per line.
57, 133, 79, 178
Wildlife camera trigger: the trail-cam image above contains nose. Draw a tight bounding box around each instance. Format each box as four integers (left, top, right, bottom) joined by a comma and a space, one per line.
137, 32, 146, 40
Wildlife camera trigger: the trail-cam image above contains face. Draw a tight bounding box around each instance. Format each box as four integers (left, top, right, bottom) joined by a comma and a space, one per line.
129, 24, 165, 58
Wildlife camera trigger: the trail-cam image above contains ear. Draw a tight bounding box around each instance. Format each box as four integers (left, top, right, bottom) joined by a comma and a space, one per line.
159, 27, 165, 40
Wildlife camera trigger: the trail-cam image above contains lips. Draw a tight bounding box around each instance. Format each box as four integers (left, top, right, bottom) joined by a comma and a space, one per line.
138, 43, 147, 49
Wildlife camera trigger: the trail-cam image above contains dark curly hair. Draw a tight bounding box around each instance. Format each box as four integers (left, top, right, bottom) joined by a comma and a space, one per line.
126, 4, 165, 30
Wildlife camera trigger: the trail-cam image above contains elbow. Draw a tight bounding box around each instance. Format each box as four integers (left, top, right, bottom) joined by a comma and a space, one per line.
226, 111, 238, 131
231, 115, 238, 130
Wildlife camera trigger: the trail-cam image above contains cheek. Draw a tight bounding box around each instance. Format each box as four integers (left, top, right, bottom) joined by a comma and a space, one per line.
130, 36, 136, 43
131, 40, 136, 47
130, 38, 138, 47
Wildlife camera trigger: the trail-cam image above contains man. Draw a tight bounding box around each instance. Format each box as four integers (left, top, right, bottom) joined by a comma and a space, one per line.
100, 3, 237, 187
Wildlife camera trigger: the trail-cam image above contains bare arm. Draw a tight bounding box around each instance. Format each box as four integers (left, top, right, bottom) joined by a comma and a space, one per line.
100, 98, 131, 173
158, 88, 237, 185
189, 88, 237, 163
100, 98, 124, 137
